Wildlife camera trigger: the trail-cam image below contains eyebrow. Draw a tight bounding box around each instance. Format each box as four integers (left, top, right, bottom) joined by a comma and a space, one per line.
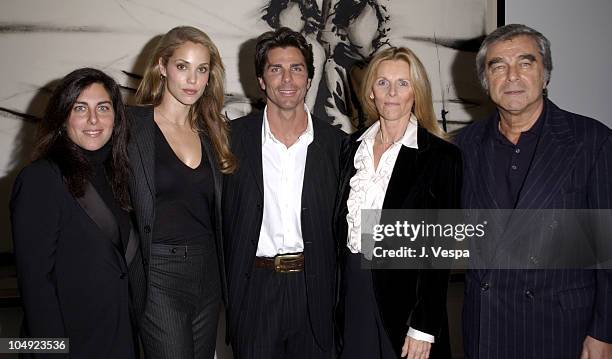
174, 58, 210, 66
487, 53, 537, 68
267, 63, 305, 68
74, 100, 112, 106
518, 54, 537, 62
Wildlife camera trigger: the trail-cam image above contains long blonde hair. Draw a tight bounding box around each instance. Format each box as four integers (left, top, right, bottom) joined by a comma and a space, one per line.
360, 47, 446, 140
136, 26, 236, 173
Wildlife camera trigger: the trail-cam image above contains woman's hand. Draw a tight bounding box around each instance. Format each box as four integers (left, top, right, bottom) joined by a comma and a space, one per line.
401, 336, 431, 359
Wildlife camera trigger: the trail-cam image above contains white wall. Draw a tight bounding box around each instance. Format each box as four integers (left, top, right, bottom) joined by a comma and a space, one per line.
506, 0, 612, 127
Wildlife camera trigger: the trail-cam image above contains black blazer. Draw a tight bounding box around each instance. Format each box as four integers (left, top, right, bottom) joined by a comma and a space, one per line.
222, 112, 346, 351
334, 126, 462, 357
455, 98, 612, 358
126, 105, 227, 323
10, 159, 136, 359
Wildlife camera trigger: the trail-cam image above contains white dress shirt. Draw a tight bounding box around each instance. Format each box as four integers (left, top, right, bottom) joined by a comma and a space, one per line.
345, 115, 435, 343
256, 105, 314, 257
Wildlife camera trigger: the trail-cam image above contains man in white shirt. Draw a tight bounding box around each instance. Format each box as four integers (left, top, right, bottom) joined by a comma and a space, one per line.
222, 27, 346, 359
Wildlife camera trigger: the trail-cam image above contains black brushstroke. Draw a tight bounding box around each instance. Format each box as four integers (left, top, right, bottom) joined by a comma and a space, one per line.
402, 35, 486, 53
0, 22, 114, 33
0, 107, 41, 123
121, 71, 143, 80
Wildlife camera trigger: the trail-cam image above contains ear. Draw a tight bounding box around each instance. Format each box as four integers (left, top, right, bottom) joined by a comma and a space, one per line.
307, 78, 312, 90
158, 57, 167, 77
369, 91, 374, 100
258, 77, 266, 91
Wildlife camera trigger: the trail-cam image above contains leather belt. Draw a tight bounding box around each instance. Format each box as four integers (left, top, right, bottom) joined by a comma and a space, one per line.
254, 253, 304, 273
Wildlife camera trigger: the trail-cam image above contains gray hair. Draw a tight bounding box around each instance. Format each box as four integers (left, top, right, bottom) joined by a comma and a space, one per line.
476, 24, 553, 91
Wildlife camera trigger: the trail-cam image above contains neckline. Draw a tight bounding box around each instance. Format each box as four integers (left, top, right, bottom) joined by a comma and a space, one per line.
154, 122, 203, 170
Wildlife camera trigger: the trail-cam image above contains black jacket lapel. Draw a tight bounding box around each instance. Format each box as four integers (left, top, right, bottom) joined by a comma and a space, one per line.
75, 182, 121, 251
515, 100, 580, 209
240, 115, 264, 196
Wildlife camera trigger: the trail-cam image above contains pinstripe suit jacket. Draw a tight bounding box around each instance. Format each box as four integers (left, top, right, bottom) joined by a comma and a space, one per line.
126, 105, 227, 324
455, 98, 612, 358
222, 112, 346, 351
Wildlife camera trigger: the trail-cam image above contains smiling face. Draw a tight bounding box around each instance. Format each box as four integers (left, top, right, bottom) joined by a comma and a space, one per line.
159, 41, 210, 107
485, 35, 546, 119
258, 46, 311, 113
370, 59, 414, 124
65, 82, 114, 151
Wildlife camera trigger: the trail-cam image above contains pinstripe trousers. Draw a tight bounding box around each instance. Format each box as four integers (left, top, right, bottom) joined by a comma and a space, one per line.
231, 266, 331, 359
140, 243, 221, 359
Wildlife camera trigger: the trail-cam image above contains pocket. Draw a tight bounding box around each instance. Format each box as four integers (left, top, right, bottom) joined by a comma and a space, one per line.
556, 287, 594, 310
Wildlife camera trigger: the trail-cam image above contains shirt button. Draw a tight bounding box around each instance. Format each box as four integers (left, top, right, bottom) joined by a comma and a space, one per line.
525, 290, 534, 298
480, 282, 490, 291
515, 148, 521, 154
144, 225, 151, 234
511, 165, 518, 170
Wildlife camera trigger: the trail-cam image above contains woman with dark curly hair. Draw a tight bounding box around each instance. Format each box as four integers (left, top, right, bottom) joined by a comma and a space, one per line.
11, 67, 136, 358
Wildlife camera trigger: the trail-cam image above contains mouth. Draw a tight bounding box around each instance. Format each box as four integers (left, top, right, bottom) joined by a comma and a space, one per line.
183, 89, 198, 96
503, 89, 525, 95
83, 129, 104, 137
278, 89, 298, 96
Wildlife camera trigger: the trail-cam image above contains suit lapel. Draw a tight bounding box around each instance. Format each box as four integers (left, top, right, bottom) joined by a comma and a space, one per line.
132, 106, 156, 199
75, 182, 122, 252
382, 146, 419, 209
515, 100, 579, 209
240, 115, 264, 196
470, 116, 501, 209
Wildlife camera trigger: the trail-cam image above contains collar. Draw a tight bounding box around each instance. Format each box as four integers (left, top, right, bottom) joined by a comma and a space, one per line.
261, 104, 314, 145
357, 113, 419, 149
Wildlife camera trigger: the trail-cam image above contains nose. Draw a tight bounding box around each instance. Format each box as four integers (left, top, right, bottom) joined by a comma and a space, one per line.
187, 70, 197, 84
87, 108, 98, 125
506, 64, 519, 82
282, 69, 292, 84
388, 82, 397, 97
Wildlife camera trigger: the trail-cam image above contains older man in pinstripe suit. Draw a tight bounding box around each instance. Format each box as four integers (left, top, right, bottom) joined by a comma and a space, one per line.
455, 24, 612, 358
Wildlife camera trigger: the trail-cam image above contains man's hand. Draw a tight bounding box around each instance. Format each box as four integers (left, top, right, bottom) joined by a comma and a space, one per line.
581, 336, 612, 359
401, 336, 431, 359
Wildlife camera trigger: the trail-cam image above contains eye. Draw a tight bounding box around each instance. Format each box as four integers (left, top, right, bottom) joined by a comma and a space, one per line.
291, 66, 303, 72
490, 64, 506, 73
376, 78, 389, 87
399, 80, 410, 87
269, 67, 280, 73
97, 104, 112, 112
176, 63, 187, 70
198, 66, 208, 73
519, 61, 532, 69
73, 104, 87, 112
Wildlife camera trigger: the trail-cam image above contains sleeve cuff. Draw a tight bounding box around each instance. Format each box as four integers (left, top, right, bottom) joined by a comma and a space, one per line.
407, 327, 435, 343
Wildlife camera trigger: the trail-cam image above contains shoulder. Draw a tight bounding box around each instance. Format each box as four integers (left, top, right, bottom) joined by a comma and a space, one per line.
126, 104, 153, 119
549, 101, 612, 142
422, 130, 462, 163
16, 159, 62, 184
453, 114, 494, 147
229, 112, 263, 133
312, 115, 348, 144
12, 159, 65, 203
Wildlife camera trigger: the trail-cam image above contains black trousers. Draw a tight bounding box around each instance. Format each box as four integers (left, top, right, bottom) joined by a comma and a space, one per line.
141, 244, 221, 359
231, 265, 330, 359
340, 253, 397, 359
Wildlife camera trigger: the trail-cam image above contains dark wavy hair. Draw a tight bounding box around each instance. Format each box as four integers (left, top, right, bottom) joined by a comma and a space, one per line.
33, 67, 131, 210
255, 27, 315, 80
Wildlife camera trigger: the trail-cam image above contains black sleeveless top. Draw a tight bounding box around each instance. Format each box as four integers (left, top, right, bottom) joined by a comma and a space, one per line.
152, 124, 215, 246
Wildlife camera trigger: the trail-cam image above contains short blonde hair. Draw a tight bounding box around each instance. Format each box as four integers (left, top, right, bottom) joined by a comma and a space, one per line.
360, 47, 446, 139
